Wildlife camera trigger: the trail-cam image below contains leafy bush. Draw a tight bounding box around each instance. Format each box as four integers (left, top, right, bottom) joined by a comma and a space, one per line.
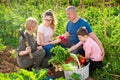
0, 1, 120, 79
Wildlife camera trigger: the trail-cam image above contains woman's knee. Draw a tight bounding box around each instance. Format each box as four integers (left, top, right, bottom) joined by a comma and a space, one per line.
36, 49, 46, 57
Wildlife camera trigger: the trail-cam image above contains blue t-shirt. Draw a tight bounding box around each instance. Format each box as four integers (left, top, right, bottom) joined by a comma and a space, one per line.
66, 18, 92, 44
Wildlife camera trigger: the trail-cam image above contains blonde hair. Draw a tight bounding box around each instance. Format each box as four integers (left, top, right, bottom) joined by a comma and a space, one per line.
43, 9, 57, 30
25, 17, 38, 31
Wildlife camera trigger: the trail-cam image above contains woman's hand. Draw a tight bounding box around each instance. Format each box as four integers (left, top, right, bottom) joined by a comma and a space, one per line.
19, 46, 31, 56
26, 46, 31, 53
37, 46, 43, 50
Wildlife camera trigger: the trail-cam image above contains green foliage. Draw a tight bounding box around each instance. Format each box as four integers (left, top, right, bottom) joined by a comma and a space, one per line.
0, 1, 120, 79
56, 77, 66, 80
0, 69, 49, 80
49, 46, 70, 65
0, 39, 6, 51
0, 68, 66, 80
70, 73, 81, 80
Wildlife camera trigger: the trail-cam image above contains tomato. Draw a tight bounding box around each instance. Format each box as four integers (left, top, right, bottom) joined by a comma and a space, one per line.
80, 59, 86, 64
65, 57, 73, 64
48, 69, 53, 76
79, 56, 86, 65
82, 57, 86, 61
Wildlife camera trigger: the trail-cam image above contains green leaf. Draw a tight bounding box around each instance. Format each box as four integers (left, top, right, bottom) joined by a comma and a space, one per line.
70, 73, 81, 80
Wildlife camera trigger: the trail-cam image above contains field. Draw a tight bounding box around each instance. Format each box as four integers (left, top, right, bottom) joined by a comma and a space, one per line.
0, 0, 120, 80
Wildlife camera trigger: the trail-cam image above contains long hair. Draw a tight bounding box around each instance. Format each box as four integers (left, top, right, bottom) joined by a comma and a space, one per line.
43, 9, 57, 30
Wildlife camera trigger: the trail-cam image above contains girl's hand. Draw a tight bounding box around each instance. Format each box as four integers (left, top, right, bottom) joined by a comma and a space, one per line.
58, 35, 66, 43
26, 46, 31, 53
37, 46, 43, 50
48, 38, 53, 42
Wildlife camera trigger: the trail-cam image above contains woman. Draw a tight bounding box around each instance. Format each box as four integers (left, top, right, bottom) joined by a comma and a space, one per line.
37, 10, 57, 58
17, 17, 46, 70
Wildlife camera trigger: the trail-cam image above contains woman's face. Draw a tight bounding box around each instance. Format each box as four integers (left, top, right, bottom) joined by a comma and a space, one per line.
29, 25, 37, 33
44, 16, 53, 26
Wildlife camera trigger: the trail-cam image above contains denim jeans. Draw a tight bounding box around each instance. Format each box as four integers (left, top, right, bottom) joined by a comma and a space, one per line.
43, 44, 54, 57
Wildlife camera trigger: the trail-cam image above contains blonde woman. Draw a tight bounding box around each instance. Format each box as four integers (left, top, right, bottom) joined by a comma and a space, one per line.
37, 10, 57, 58
17, 17, 46, 70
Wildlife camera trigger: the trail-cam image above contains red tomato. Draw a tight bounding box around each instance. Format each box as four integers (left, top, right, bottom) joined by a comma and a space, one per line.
48, 69, 53, 76
82, 57, 86, 61
80, 59, 86, 64
65, 57, 73, 64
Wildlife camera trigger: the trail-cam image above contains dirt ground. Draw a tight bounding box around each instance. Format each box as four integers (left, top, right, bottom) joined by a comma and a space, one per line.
0, 48, 64, 78
0, 48, 18, 73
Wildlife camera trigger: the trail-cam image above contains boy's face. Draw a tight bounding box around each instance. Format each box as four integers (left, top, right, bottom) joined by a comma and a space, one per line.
78, 35, 86, 42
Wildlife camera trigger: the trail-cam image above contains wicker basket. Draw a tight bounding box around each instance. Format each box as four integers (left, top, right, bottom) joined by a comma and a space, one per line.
64, 54, 90, 80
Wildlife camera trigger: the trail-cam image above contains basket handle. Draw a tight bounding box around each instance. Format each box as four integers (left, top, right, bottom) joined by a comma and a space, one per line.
70, 53, 81, 69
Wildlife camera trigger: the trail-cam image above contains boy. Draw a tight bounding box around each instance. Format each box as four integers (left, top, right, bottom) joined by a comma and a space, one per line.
68, 27, 103, 72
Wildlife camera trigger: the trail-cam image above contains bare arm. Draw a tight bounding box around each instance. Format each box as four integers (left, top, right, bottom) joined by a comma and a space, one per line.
49, 34, 54, 42
49, 39, 61, 44
50, 31, 70, 44
68, 42, 82, 52
19, 47, 31, 56
89, 32, 104, 61
38, 32, 49, 46
63, 32, 70, 38
85, 53, 90, 59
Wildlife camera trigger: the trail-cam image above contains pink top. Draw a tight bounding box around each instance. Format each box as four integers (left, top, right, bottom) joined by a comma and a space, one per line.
81, 37, 102, 61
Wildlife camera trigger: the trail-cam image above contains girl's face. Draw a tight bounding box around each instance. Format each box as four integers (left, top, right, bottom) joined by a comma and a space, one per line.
78, 35, 87, 42
44, 16, 53, 26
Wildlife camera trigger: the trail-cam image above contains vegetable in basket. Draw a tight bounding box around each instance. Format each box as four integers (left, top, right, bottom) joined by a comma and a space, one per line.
62, 63, 78, 71
48, 46, 71, 71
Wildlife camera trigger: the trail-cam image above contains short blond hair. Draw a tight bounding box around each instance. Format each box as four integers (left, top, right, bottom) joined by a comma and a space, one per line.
25, 17, 38, 31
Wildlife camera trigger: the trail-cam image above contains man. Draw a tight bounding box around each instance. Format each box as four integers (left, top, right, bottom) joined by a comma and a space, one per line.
63, 6, 104, 61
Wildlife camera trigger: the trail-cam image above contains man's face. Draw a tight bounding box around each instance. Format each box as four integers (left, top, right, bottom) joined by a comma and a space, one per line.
66, 10, 76, 21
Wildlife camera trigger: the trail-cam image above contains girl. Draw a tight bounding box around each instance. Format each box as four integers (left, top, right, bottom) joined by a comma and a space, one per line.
37, 10, 57, 57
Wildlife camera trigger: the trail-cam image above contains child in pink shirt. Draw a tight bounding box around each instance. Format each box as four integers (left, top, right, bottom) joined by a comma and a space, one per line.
69, 27, 103, 73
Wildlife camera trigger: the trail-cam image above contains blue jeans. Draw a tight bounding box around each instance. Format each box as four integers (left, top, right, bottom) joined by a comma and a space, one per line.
43, 44, 54, 57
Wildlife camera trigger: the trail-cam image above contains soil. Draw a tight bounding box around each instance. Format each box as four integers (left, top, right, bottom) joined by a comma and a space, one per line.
0, 47, 64, 78
0, 48, 18, 73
